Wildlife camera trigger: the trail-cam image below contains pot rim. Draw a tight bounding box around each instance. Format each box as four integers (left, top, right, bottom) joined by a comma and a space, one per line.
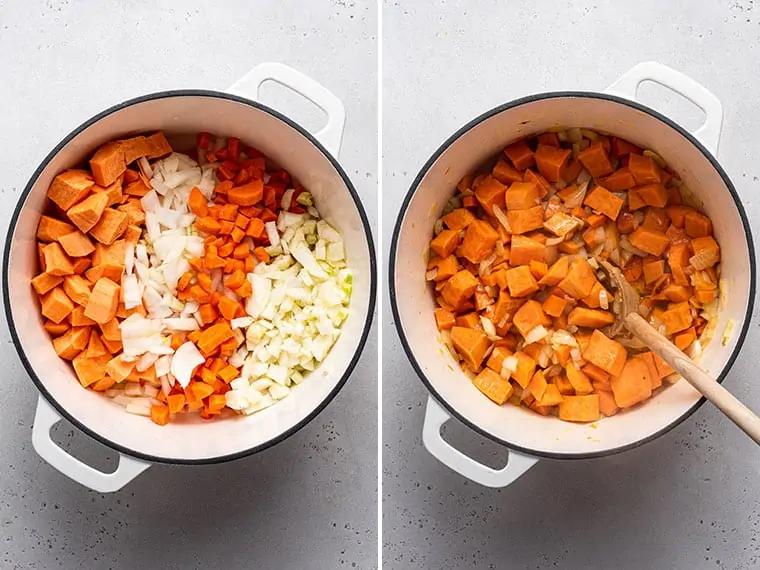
3, 89, 377, 465
389, 90, 756, 460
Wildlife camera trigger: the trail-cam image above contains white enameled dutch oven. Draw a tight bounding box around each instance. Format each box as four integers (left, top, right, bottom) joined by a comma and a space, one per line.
3, 63, 376, 492
390, 62, 755, 488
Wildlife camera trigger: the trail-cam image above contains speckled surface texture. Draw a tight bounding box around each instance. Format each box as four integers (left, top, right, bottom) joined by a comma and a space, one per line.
0, 1, 377, 569
383, 1, 760, 568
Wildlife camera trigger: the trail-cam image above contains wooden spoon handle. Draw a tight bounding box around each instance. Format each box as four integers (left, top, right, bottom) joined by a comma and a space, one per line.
625, 313, 760, 444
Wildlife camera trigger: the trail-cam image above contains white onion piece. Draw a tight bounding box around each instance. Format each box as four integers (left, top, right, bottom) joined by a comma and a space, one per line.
170, 342, 205, 389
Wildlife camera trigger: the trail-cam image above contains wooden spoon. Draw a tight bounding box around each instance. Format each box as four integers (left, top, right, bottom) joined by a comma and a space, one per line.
597, 258, 760, 444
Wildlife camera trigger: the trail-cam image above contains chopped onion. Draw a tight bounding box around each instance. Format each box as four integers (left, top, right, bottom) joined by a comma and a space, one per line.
524, 325, 549, 345
492, 204, 512, 233
170, 342, 205, 388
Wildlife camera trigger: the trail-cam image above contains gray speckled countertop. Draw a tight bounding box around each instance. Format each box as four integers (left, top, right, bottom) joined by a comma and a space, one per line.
382, 1, 760, 568
0, 1, 377, 569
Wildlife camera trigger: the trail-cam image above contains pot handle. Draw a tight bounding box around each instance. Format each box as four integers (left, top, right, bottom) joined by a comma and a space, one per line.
605, 61, 723, 156
227, 62, 346, 158
422, 396, 538, 488
32, 396, 150, 493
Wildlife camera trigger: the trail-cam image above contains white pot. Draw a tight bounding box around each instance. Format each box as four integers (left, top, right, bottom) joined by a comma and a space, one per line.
390, 62, 755, 488
3, 63, 376, 492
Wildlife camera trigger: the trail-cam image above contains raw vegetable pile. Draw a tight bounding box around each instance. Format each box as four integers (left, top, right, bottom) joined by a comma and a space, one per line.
428, 128, 721, 423
32, 131, 351, 425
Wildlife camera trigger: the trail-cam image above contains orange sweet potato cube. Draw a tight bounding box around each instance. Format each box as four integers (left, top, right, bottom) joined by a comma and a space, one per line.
62, 275, 92, 305
67, 192, 109, 233
509, 235, 545, 266
46, 169, 94, 210
459, 220, 499, 263
58, 231, 95, 257
512, 299, 549, 337
119, 136, 150, 163
451, 326, 490, 370
504, 181, 540, 211
558, 258, 596, 298
430, 229, 461, 258
474, 176, 507, 215
472, 368, 513, 405
90, 141, 126, 186
83, 277, 120, 324
53, 326, 91, 360
41, 287, 74, 324
72, 354, 110, 387
441, 269, 478, 309
506, 265, 539, 298
89, 208, 129, 245
558, 394, 600, 422
42, 242, 74, 276
36, 215, 76, 243
583, 186, 624, 220
611, 358, 653, 408
507, 205, 544, 234
582, 329, 627, 377
31, 272, 63, 295
144, 132, 173, 159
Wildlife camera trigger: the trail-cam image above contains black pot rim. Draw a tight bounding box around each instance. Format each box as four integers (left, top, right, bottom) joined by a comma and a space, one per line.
3, 89, 377, 466
389, 90, 756, 461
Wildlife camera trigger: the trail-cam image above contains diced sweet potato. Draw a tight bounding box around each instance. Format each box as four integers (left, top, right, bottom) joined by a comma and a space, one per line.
89, 208, 129, 245
663, 284, 692, 303
62, 275, 91, 305
52, 326, 90, 360
459, 220, 498, 263
558, 258, 596, 298
628, 226, 669, 256
665, 205, 697, 228
543, 211, 580, 236
492, 159, 524, 184
583, 329, 627, 377
72, 354, 110, 387
503, 140, 535, 171
442, 208, 475, 230
57, 232, 95, 262
67, 192, 109, 233
642, 259, 665, 284
105, 354, 136, 382
451, 326, 490, 370
565, 362, 594, 395
69, 305, 96, 327
486, 346, 512, 373
36, 215, 76, 243
511, 351, 536, 388
506, 265, 539, 298
119, 136, 150, 163
47, 170, 94, 210
507, 206, 544, 234
539, 256, 569, 286
690, 236, 720, 269
509, 234, 545, 266
628, 153, 662, 184
535, 144, 570, 182
542, 294, 567, 317
558, 394, 600, 422
600, 167, 635, 191
430, 229, 461, 258
42, 242, 74, 276
611, 358, 653, 408
505, 182, 540, 210
597, 390, 619, 417
583, 186, 623, 220
528, 369, 548, 400
72, 258, 91, 275
581, 281, 610, 309
473, 368, 513, 405
577, 142, 613, 178
91, 178, 123, 207
83, 277, 120, 324
441, 269, 478, 309
627, 188, 646, 211
117, 199, 146, 226
144, 132, 173, 159
84, 333, 108, 359
537, 383, 564, 406
31, 272, 63, 295
684, 211, 713, 238
90, 141, 127, 187
567, 307, 615, 328
124, 224, 142, 243
474, 176, 507, 214
434, 308, 455, 330
636, 183, 668, 208
660, 301, 693, 334
554, 374, 575, 395
512, 299, 550, 337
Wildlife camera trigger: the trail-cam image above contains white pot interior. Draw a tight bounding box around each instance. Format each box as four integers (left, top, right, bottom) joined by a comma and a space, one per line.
7, 94, 373, 462
394, 95, 752, 456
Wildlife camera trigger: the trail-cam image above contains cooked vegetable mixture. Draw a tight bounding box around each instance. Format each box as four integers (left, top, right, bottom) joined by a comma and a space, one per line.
33, 132, 351, 425
428, 128, 720, 422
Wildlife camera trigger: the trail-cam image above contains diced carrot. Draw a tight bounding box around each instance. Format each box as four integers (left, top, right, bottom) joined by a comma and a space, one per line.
197, 322, 234, 355
198, 303, 218, 325
149, 404, 170, 426
188, 187, 209, 217
167, 393, 186, 414
227, 180, 264, 206
219, 203, 239, 221
178, 271, 194, 291
218, 364, 239, 383
195, 216, 221, 235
